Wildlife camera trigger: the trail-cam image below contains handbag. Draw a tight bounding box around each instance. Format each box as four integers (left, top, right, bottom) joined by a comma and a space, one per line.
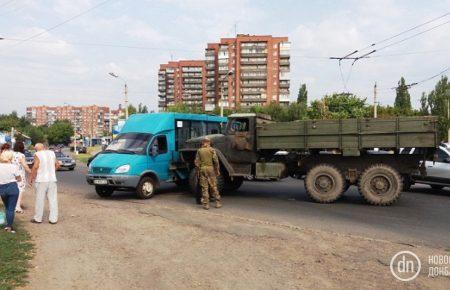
0, 210, 5, 226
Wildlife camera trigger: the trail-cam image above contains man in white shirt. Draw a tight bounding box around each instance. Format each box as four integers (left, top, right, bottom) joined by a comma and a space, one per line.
30, 143, 60, 224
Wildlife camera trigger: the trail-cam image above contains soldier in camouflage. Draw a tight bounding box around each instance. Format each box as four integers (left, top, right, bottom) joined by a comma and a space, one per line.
195, 137, 222, 210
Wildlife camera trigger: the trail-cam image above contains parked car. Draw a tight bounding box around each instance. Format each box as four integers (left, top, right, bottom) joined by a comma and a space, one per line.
77, 146, 87, 154
401, 146, 450, 190
24, 151, 34, 168
55, 151, 76, 171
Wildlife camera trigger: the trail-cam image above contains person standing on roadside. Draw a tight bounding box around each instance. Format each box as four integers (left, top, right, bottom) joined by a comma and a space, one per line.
30, 143, 60, 224
194, 137, 222, 210
12, 141, 31, 213
0, 150, 21, 233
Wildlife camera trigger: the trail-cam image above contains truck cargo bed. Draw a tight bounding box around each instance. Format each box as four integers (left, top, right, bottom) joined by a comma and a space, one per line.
257, 117, 437, 156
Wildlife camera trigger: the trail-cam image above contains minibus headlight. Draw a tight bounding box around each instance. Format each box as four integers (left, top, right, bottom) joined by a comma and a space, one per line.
115, 164, 130, 173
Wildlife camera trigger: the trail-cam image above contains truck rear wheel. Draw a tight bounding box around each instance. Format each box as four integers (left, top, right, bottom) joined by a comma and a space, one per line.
189, 168, 225, 204
95, 186, 114, 198
305, 164, 345, 203
136, 176, 156, 199
358, 164, 402, 205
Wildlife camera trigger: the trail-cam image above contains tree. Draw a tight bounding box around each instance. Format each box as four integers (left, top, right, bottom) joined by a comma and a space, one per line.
46, 120, 74, 145
27, 126, 46, 144
297, 83, 308, 106
394, 77, 412, 115
308, 93, 370, 119
420, 92, 429, 115
137, 103, 149, 113
127, 104, 137, 115
425, 76, 450, 140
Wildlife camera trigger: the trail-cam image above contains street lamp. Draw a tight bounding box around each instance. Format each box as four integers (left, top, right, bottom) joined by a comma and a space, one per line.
219, 70, 234, 117
109, 72, 129, 119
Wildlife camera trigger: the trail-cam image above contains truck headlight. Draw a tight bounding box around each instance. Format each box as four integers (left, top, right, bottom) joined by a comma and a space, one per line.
115, 164, 130, 174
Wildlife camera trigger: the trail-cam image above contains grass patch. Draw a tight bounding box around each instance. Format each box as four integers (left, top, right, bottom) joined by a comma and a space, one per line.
74, 153, 91, 164
0, 221, 34, 289
73, 146, 101, 164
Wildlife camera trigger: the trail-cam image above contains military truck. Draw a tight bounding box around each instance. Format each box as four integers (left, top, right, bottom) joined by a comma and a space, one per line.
179, 113, 438, 205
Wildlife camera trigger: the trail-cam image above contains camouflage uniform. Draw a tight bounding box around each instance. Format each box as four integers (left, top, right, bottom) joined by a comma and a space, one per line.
195, 141, 221, 209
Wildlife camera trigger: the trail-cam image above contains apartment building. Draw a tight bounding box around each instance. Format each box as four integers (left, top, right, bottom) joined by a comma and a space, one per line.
206, 34, 291, 110
26, 105, 120, 137
158, 60, 206, 111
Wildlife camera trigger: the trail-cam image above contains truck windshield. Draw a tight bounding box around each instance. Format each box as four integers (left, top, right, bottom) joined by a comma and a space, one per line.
106, 133, 152, 155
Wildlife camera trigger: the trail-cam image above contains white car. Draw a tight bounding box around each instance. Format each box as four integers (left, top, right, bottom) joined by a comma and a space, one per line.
402, 146, 450, 190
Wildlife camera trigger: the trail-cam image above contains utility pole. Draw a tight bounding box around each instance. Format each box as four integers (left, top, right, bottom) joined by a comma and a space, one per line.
373, 82, 378, 118
124, 83, 129, 119
447, 97, 450, 143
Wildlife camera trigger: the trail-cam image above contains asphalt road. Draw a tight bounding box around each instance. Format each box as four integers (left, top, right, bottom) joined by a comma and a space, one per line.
57, 164, 450, 249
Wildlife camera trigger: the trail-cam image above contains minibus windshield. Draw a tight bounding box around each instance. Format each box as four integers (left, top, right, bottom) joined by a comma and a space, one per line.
106, 133, 152, 155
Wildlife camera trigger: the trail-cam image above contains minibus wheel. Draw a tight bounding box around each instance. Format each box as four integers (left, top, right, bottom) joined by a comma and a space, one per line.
137, 176, 156, 199
95, 186, 114, 198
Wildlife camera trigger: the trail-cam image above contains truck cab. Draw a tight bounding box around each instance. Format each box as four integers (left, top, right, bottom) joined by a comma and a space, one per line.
86, 113, 226, 199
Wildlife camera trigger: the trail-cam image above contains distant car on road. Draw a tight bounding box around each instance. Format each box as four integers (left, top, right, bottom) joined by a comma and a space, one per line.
55, 151, 76, 171
402, 146, 450, 190
24, 151, 34, 168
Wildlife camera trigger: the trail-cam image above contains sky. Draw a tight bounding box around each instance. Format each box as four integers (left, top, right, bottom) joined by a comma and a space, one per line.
0, 0, 449, 115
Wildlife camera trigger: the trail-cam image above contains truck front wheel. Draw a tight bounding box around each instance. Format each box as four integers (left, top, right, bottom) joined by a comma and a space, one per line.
136, 176, 156, 199
305, 164, 345, 203
358, 164, 402, 205
95, 186, 114, 198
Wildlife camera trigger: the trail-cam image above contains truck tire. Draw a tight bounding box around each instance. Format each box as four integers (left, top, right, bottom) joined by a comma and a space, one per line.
136, 176, 156, 199
224, 176, 244, 192
189, 169, 202, 204
358, 164, 402, 206
95, 186, 114, 198
305, 164, 345, 203
189, 168, 225, 204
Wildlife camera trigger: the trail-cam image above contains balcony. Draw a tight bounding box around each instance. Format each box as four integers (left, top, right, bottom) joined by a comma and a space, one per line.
241, 82, 266, 88
240, 59, 267, 65
279, 59, 290, 66
241, 73, 267, 80
240, 65, 267, 71
183, 78, 202, 84
241, 52, 267, 57
206, 70, 215, 77
182, 73, 202, 78
241, 96, 266, 102
279, 80, 290, 88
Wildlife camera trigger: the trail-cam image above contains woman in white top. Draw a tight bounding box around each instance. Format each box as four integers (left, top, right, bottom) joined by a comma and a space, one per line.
12, 141, 31, 213
0, 150, 21, 233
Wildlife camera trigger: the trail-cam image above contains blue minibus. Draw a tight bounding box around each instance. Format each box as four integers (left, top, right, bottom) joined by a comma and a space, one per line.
86, 113, 226, 198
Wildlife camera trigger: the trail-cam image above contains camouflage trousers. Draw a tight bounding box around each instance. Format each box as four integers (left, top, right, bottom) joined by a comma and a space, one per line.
199, 166, 221, 205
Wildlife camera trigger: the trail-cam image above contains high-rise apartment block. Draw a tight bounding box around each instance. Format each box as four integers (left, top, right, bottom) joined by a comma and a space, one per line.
158, 34, 291, 112
158, 60, 206, 111
26, 105, 121, 137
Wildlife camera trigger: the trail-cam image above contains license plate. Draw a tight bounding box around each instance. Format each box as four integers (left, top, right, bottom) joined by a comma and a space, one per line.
93, 179, 108, 185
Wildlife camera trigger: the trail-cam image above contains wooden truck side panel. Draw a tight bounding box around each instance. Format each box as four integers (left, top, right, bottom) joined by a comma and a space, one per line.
257, 117, 437, 155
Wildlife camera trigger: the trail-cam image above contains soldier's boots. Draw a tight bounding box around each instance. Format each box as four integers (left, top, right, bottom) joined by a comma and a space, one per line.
203, 203, 210, 210
215, 201, 222, 208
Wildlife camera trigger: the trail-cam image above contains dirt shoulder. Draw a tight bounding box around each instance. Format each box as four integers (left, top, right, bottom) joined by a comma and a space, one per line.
18, 183, 450, 290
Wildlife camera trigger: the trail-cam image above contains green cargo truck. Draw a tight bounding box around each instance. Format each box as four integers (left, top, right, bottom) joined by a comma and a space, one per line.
180, 113, 438, 205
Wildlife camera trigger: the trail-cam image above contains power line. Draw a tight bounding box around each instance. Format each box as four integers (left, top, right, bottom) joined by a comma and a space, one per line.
357, 11, 450, 53
0, 37, 199, 52
5, 0, 115, 49
334, 11, 450, 60
375, 19, 450, 53
390, 66, 450, 90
